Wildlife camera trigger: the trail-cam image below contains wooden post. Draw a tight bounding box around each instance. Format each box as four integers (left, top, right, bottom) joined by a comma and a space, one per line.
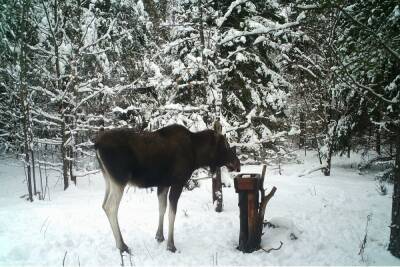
247, 185, 259, 249
234, 167, 277, 252
238, 190, 248, 251
213, 119, 223, 212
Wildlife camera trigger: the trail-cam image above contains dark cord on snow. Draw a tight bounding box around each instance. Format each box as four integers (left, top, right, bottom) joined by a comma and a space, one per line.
261, 241, 283, 253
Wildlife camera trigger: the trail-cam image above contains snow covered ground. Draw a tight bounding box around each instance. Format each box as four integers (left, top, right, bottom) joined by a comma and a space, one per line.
0, 152, 399, 266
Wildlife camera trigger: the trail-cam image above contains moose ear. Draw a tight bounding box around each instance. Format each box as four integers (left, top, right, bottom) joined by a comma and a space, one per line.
231, 146, 237, 154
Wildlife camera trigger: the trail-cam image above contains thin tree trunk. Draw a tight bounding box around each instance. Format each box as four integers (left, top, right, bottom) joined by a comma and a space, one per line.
389, 129, 400, 257
323, 122, 337, 176
20, 0, 33, 202
324, 147, 333, 176
50, 0, 69, 190
376, 107, 381, 155
299, 112, 305, 149
31, 149, 37, 195
376, 125, 381, 155
347, 141, 351, 158
61, 118, 69, 190
69, 146, 76, 185
212, 119, 223, 212
38, 158, 44, 200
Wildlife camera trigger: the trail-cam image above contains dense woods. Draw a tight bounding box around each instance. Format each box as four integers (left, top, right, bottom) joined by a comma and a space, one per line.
0, 0, 399, 257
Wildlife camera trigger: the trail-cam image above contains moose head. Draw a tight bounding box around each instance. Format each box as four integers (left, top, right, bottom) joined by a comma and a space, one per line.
216, 134, 241, 172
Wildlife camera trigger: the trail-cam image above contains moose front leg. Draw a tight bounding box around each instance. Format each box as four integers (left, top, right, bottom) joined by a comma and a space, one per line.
155, 186, 169, 242
167, 185, 183, 252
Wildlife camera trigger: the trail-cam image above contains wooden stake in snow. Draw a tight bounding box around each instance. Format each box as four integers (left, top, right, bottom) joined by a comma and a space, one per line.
234, 165, 277, 252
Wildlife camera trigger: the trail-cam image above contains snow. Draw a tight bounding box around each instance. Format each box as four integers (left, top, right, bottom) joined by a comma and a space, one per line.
0, 152, 399, 266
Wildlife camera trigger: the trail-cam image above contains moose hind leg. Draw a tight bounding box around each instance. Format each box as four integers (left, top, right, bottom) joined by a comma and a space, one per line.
103, 179, 130, 254
167, 185, 183, 252
156, 186, 169, 242
102, 173, 110, 209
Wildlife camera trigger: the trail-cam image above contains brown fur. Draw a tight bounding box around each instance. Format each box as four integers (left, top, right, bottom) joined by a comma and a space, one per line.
94, 124, 240, 255
95, 124, 240, 187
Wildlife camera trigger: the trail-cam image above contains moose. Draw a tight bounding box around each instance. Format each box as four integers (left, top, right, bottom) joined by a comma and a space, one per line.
95, 124, 240, 258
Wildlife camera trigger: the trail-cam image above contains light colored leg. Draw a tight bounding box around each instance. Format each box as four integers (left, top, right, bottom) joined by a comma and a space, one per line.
102, 174, 110, 209
167, 185, 183, 252
103, 180, 129, 254
97, 150, 111, 210
155, 186, 169, 242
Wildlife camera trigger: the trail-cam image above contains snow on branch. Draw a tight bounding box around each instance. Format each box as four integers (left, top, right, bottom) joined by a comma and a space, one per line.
30, 85, 57, 99
73, 88, 104, 112
112, 105, 141, 114
79, 18, 116, 52
34, 138, 62, 145
226, 108, 256, 132
32, 108, 62, 123
294, 64, 318, 79
216, 0, 249, 28
293, 47, 322, 72
113, 104, 209, 114
295, 4, 319, 10
159, 104, 208, 113
219, 21, 300, 45
295, 3, 400, 63
331, 45, 399, 104
337, 5, 400, 63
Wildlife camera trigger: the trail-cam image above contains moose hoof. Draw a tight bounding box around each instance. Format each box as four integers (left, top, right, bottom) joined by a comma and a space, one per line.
119, 243, 132, 255
167, 243, 177, 253
155, 234, 165, 243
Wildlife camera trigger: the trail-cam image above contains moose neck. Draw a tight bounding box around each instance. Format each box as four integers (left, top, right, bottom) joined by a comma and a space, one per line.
192, 130, 219, 171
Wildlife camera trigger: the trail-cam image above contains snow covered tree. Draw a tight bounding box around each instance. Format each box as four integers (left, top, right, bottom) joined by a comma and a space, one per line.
296, 0, 400, 255
25, 0, 151, 189
0, 0, 40, 200
147, 0, 302, 164
217, 0, 299, 158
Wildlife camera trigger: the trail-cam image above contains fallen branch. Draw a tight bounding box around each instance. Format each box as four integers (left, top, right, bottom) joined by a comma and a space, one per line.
73, 169, 101, 178
261, 241, 283, 253
298, 165, 328, 177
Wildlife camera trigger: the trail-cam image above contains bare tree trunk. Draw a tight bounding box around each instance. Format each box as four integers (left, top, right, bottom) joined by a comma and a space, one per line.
375, 106, 381, 155
69, 145, 76, 185
212, 120, 223, 212
299, 112, 305, 149
323, 121, 337, 176
49, 0, 70, 190
347, 141, 351, 158
376, 125, 381, 155
38, 158, 44, 200
61, 118, 69, 190
20, 0, 33, 202
31, 148, 37, 195
389, 129, 400, 257
323, 144, 333, 176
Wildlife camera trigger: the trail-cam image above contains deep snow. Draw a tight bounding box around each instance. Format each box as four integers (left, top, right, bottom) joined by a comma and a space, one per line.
0, 152, 399, 266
